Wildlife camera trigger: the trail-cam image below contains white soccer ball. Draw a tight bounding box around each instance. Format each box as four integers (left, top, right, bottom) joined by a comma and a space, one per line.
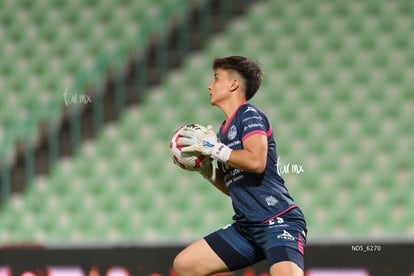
169, 124, 211, 171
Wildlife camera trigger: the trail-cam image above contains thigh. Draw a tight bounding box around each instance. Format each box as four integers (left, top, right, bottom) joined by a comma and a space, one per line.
204, 224, 265, 271
173, 238, 229, 275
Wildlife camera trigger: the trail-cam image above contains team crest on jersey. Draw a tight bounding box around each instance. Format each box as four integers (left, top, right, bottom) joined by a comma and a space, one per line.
266, 195, 278, 206
227, 125, 237, 140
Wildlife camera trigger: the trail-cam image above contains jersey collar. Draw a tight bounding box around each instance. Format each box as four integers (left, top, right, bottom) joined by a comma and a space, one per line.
221, 102, 248, 134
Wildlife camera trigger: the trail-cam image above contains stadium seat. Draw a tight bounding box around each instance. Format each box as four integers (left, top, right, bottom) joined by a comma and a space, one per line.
1, 0, 413, 244
0, 0, 191, 167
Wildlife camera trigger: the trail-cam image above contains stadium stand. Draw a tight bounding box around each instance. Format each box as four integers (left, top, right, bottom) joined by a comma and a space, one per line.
0, 0, 190, 176
0, 0, 413, 245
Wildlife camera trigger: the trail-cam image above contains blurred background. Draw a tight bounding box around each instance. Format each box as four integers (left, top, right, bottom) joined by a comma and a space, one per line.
0, 0, 413, 275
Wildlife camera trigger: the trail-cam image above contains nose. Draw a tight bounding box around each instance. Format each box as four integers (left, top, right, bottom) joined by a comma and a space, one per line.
208, 81, 213, 91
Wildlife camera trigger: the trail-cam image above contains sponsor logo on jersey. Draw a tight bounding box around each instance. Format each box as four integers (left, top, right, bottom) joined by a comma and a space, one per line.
277, 230, 295, 241
244, 123, 265, 131
242, 115, 263, 123
227, 140, 241, 148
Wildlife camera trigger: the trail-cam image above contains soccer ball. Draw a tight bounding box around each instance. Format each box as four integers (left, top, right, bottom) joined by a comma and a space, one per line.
169, 124, 211, 171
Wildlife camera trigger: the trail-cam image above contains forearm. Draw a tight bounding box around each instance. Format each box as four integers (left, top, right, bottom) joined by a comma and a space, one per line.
222, 133, 268, 174
226, 149, 266, 174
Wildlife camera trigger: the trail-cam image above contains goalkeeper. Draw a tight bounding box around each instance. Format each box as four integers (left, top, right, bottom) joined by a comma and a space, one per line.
173, 56, 307, 276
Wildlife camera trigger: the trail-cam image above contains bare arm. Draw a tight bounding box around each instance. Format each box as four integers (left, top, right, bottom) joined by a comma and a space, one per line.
227, 133, 268, 174
205, 133, 267, 196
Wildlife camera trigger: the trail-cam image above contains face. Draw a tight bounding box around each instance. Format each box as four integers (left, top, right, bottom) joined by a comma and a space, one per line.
208, 68, 232, 106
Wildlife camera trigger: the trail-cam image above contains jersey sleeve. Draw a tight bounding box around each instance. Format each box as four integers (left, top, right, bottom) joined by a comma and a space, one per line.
240, 106, 271, 142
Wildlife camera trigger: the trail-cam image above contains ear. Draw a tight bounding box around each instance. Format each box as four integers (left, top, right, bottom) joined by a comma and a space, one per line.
229, 79, 239, 92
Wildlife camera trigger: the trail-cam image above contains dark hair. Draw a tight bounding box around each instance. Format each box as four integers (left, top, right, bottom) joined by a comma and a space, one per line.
213, 56, 263, 100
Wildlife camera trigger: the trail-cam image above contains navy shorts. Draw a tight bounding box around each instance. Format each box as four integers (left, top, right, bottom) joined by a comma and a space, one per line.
204, 207, 307, 271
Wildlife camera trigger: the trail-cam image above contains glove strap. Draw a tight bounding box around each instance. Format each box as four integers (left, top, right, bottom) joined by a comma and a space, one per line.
211, 143, 232, 163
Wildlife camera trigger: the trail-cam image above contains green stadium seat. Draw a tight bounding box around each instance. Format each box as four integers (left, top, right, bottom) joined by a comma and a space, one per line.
1, 0, 413, 244
0, 0, 190, 167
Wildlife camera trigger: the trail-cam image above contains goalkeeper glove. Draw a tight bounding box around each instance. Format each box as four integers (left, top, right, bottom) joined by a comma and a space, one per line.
177, 125, 232, 163
198, 157, 216, 181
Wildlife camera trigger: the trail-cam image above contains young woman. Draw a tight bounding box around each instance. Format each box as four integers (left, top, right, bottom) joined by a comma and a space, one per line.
174, 56, 307, 276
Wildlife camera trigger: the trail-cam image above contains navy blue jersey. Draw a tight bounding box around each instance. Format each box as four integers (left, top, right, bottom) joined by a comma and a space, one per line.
217, 103, 297, 223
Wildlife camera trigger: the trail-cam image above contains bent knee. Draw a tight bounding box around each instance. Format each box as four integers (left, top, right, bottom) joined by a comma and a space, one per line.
173, 239, 228, 275
173, 253, 195, 275
173, 251, 213, 276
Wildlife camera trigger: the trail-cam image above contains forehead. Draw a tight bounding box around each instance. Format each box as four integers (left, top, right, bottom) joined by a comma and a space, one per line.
214, 68, 230, 77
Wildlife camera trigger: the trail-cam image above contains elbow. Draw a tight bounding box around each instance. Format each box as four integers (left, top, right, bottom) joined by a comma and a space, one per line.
256, 164, 266, 174
250, 160, 266, 174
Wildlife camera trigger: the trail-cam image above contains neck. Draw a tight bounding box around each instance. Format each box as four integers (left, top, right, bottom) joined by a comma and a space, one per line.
218, 99, 247, 120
